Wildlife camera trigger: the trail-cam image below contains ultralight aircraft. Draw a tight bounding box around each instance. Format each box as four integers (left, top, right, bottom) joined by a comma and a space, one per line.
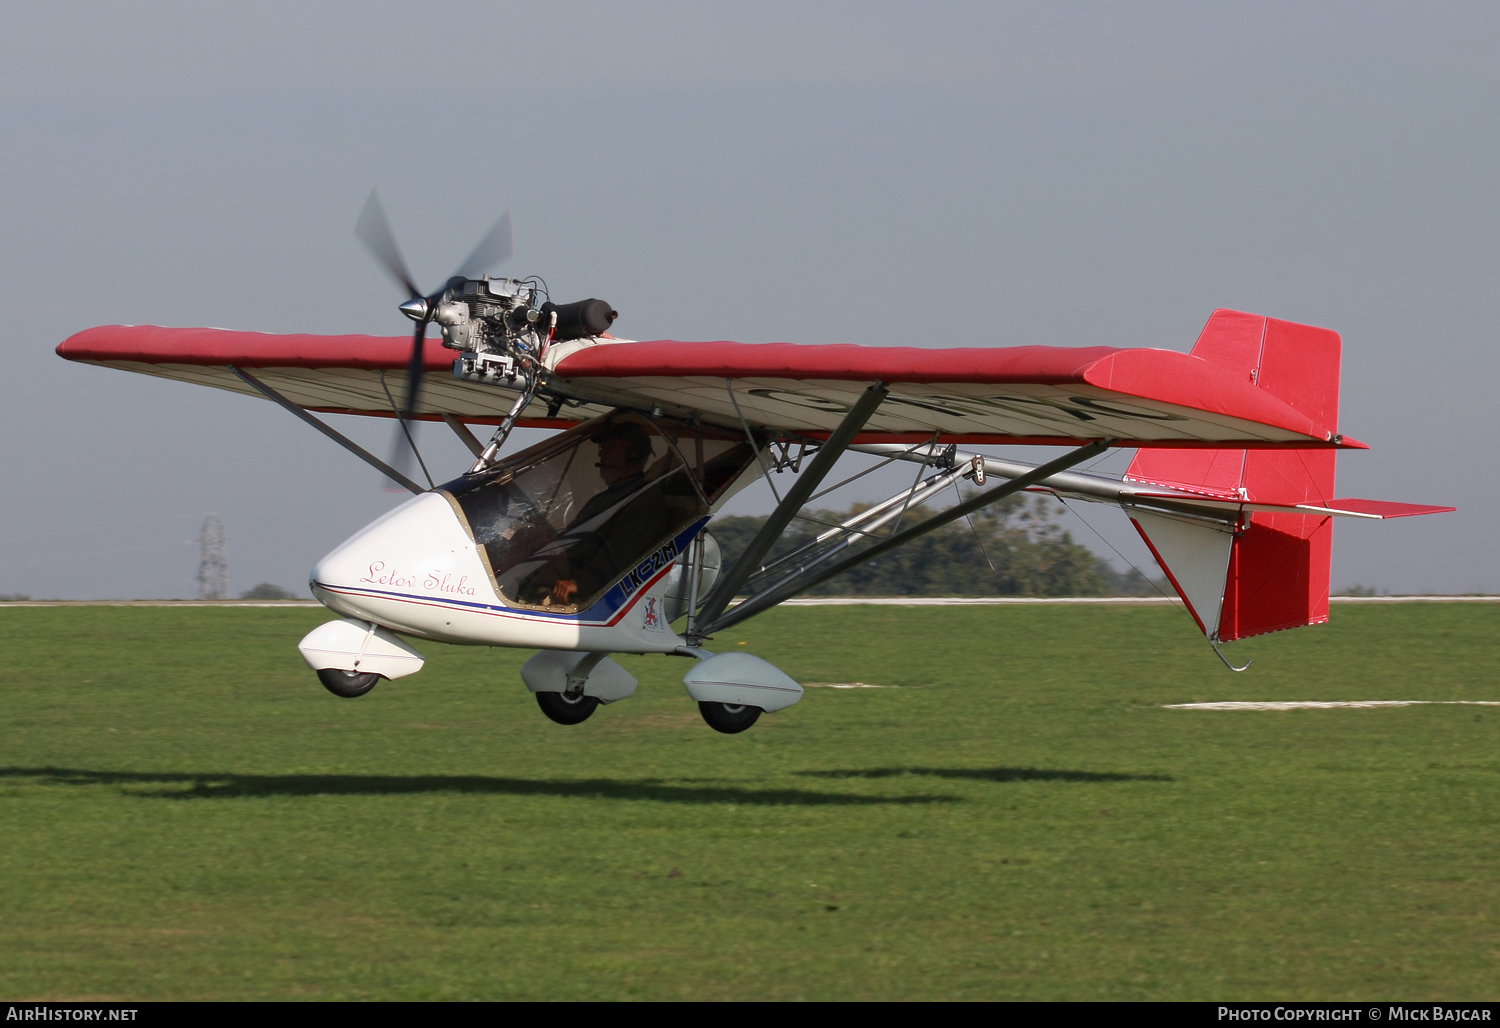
57, 197, 1453, 733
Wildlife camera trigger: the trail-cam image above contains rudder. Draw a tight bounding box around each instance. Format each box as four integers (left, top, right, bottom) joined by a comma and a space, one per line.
1126, 310, 1341, 642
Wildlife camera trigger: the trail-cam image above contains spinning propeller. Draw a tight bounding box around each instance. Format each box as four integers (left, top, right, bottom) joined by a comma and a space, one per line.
354, 191, 513, 489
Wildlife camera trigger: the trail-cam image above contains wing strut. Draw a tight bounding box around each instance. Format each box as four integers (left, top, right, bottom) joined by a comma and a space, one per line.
692, 383, 890, 634
229, 367, 425, 494
442, 414, 485, 458
695, 438, 1112, 640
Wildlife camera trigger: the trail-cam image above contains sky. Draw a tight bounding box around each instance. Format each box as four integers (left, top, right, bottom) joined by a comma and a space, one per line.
0, 1, 1495, 598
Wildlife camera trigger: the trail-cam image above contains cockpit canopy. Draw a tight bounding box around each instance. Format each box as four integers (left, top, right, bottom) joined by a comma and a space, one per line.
441, 412, 758, 613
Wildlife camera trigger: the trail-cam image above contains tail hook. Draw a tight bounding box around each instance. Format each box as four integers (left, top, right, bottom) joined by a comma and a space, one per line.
1211, 640, 1252, 673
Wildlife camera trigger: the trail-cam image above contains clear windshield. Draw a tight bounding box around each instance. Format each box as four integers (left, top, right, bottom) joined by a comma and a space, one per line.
442, 413, 757, 612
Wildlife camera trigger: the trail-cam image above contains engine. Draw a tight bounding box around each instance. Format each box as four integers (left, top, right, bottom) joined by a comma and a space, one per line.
434, 277, 540, 355
428, 276, 618, 387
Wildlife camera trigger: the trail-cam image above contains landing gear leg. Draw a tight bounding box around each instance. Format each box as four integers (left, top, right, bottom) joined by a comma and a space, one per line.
537, 690, 600, 725
698, 701, 761, 734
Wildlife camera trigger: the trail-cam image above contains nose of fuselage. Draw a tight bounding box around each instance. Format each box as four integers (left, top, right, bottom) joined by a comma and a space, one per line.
310, 491, 492, 634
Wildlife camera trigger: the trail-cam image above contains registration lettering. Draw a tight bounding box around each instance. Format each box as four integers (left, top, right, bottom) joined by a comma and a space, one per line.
618, 540, 681, 598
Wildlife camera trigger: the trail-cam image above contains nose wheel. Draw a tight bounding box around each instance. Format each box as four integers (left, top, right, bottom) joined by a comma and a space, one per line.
698, 701, 762, 734
537, 690, 600, 725
317, 668, 380, 698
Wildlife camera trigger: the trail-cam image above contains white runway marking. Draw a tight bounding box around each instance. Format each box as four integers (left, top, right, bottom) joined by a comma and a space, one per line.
1164, 700, 1500, 711
802, 682, 895, 689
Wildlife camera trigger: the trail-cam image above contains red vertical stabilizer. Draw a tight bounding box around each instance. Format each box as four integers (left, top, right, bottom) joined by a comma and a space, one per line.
1126, 310, 1340, 641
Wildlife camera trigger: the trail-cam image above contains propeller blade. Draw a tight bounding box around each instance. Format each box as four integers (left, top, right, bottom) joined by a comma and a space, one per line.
355, 190, 422, 299
453, 210, 513, 281
382, 321, 433, 492
402, 321, 426, 423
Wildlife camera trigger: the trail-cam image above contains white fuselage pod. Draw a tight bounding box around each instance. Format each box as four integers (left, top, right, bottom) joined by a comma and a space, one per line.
310, 491, 688, 654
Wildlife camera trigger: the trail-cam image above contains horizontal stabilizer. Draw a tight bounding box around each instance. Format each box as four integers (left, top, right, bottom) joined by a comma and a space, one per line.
1307, 498, 1456, 519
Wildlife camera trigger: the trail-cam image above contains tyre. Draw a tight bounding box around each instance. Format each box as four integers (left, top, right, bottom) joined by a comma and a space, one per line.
698, 701, 761, 734
536, 690, 600, 725
317, 667, 380, 698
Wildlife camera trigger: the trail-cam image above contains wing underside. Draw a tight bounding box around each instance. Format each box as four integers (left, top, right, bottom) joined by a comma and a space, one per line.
57, 324, 1364, 448
78, 357, 591, 427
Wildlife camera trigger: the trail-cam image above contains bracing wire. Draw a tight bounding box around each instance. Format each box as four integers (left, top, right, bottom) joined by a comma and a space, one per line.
379, 370, 435, 489
1055, 496, 1176, 604
952, 479, 997, 572
725, 379, 782, 505
888, 433, 939, 536
1058, 495, 1252, 672
807, 437, 947, 503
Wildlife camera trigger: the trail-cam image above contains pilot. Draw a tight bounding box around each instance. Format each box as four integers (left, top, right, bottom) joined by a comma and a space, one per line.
547, 421, 654, 604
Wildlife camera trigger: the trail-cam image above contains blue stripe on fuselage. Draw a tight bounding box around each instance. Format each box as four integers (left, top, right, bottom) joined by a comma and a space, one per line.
317, 516, 710, 626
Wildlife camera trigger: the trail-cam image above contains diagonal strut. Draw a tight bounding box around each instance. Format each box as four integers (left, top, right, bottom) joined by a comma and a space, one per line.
691, 382, 890, 635
700, 438, 1112, 637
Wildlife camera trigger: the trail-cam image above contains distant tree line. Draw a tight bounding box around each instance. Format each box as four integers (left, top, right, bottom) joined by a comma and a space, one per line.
240, 583, 300, 600
709, 493, 1161, 598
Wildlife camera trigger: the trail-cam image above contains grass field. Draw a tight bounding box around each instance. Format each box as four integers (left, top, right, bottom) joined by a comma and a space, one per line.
1, 602, 1497, 1001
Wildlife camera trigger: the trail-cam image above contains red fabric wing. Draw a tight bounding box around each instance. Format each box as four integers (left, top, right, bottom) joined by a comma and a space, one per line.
57, 325, 448, 370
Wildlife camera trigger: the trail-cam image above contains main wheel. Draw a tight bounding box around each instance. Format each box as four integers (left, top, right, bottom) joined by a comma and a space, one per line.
536, 690, 600, 725
318, 668, 380, 698
698, 701, 761, 734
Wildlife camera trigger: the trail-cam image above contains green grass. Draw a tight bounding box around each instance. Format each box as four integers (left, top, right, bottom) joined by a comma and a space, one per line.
1, 602, 1497, 1000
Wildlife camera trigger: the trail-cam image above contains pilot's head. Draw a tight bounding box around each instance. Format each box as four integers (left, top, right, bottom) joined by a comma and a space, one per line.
593, 422, 652, 486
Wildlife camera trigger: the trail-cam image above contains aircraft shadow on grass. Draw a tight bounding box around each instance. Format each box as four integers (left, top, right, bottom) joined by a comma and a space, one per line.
0, 767, 959, 806
796, 767, 1174, 783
